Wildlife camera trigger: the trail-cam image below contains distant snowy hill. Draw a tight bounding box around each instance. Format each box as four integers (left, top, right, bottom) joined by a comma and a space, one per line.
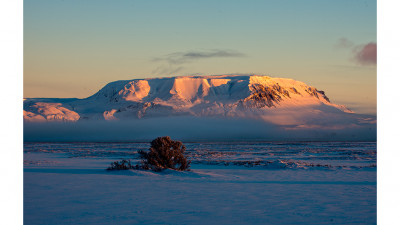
23, 75, 376, 141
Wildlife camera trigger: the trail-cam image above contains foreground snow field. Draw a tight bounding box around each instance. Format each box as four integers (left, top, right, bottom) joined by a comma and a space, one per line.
24, 142, 376, 225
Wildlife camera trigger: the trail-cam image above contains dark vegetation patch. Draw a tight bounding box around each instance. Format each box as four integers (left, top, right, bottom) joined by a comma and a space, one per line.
107, 159, 137, 170
107, 136, 191, 172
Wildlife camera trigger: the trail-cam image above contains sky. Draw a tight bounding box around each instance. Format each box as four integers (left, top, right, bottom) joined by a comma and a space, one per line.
24, 0, 377, 114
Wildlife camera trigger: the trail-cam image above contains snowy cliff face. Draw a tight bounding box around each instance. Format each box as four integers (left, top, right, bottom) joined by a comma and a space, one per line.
87, 75, 336, 107
23, 75, 356, 125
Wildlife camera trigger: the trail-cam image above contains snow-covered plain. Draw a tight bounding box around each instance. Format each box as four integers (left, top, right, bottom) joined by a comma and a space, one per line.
24, 142, 376, 225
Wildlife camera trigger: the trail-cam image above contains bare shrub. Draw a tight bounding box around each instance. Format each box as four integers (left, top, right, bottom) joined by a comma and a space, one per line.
138, 136, 190, 171
106, 159, 136, 170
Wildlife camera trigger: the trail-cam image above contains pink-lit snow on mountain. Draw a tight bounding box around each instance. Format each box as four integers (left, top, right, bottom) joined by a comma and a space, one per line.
23, 75, 362, 128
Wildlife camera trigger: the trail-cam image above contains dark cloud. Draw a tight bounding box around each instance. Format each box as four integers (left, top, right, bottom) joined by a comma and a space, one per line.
153, 49, 245, 65
335, 38, 377, 66
353, 42, 377, 65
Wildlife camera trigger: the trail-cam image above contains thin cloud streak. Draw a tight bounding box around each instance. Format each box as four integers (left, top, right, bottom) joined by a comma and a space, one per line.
153, 49, 246, 65
152, 66, 184, 75
335, 38, 354, 49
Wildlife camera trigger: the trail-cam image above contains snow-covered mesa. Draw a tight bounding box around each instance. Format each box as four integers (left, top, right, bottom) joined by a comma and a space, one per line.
23, 75, 376, 141
25, 75, 355, 120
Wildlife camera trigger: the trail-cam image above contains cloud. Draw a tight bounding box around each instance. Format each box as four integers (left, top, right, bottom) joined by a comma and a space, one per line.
335, 38, 354, 48
335, 38, 377, 66
24, 116, 376, 142
353, 42, 377, 65
152, 65, 184, 75
153, 49, 245, 65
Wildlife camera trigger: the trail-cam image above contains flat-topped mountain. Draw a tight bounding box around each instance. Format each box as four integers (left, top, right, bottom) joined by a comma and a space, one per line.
23, 74, 376, 141
24, 75, 355, 124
